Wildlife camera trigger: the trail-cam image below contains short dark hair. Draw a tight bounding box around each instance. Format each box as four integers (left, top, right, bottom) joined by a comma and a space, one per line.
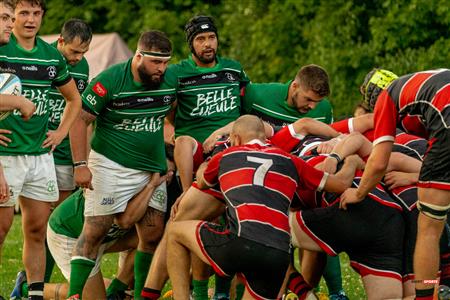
61, 18, 92, 45
138, 30, 172, 54
13, 0, 45, 12
0, 0, 15, 10
296, 64, 330, 97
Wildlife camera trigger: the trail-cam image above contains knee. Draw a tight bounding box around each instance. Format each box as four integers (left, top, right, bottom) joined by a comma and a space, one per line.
174, 136, 196, 151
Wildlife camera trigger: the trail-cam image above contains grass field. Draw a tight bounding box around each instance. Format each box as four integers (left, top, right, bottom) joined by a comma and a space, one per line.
0, 215, 367, 299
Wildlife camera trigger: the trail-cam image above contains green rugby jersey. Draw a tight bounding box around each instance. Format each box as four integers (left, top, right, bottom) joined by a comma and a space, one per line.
82, 58, 176, 172
0, 34, 71, 155
48, 41, 89, 165
243, 81, 334, 126
166, 56, 250, 143
49, 189, 128, 243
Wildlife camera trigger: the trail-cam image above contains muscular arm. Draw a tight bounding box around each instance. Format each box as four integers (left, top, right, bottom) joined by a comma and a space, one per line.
321, 155, 364, 193
291, 117, 340, 138
321, 132, 372, 174
195, 162, 209, 189
0, 94, 35, 120
43, 79, 82, 150
69, 109, 97, 189
115, 174, 166, 229
339, 141, 393, 209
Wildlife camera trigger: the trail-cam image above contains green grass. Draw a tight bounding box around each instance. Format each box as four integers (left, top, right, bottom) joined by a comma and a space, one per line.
1, 215, 366, 299
0, 215, 119, 297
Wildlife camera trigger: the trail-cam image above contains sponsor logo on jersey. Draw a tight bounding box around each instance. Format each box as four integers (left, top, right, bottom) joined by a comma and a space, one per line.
225, 72, 235, 81
22, 65, 38, 72
47, 66, 57, 79
0, 67, 16, 74
202, 73, 217, 79
163, 95, 172, 104
137, 97, 154, 103
93, 82, 107, 97
100, 197, 114, 205
113, 115, 165, 133
190, 88, 238, 117
48, 98, 65, 123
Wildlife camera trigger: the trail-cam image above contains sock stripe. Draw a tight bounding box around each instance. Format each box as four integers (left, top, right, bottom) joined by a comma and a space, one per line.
29, 290, 44, 296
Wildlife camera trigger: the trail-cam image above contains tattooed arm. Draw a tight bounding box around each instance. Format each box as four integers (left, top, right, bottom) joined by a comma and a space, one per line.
70, 109, 97, 189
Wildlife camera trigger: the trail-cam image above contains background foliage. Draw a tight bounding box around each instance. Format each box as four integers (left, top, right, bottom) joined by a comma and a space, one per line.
41, 0, 450, 118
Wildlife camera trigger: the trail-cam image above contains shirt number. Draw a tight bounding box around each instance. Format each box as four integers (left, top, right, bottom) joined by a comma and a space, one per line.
247, 156, 273, 186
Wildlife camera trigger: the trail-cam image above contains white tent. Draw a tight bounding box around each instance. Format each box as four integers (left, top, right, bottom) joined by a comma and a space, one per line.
41, 32, 133, 79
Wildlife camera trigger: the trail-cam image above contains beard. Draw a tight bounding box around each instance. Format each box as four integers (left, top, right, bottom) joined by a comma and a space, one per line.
194, 48, 216, 64
137, 64, 163, 89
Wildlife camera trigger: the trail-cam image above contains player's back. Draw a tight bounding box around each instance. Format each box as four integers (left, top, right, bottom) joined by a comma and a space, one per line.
217, 143, 299, 252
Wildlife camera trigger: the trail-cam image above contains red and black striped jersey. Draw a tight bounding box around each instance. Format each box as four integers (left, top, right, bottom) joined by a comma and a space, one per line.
373, 69, 450, 146
393, 129, 427, 161
203, 141, 327, 252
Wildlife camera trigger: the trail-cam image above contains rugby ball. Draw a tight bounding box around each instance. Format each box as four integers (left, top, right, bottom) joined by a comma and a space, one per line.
0, 73, 22, 121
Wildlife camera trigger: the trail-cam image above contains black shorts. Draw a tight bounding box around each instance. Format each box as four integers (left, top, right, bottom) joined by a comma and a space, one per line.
402, 209, 418, 281
297, 198, 404, 280
196, 222, 290, 300
419, 129, 450, 190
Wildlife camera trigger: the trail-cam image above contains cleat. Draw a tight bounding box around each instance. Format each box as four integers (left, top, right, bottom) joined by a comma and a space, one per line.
329, 291, 349, 300
10, 270, 26, 300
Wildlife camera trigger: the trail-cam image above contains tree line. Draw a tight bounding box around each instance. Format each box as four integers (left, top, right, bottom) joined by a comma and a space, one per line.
41, 0, 450, 117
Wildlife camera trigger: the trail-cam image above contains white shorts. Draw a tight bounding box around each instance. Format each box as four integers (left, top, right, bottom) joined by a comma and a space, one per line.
84, 150, 167, 216
55, 164, 75, 191
0, 153, 59, 207
46, 226, 113, 280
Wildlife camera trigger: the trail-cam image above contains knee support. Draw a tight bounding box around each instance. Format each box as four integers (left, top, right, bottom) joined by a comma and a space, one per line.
417, 201, 450, 220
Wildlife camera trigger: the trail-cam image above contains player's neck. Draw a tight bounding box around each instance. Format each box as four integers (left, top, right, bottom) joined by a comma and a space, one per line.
13, 32, 36, 51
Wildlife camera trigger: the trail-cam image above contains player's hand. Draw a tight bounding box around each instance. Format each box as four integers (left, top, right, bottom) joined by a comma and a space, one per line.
339, 188, 364, 210
170, 191, 185, 220
316, 138, 338, 154
203, 132, 222, 153
0, 165, 9, 204
321, 157, 339, 174
148, 173, 168, 188
74, 165, 93, 190
42, 129, 66, 152
384, 171, 418, 189
346, 154, 365, 170
0, 129, 12, 147
17, 97, 36, 121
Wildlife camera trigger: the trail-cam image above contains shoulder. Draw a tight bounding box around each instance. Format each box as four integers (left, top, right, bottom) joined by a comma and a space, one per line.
217, 56, 244, 71
36, 37, 63, 58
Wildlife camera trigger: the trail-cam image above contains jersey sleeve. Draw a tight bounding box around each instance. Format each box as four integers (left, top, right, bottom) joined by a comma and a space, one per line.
81, 72, 113, 116
373, 90, 398, 146
320, 99, 334, 124
53, 50, 72, 87
203, 151, 224, 187
292, 155, 327, 192
331, 118, 351, 133
241, 83, 256, 113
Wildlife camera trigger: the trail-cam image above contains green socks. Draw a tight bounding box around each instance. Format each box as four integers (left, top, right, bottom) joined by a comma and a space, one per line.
235, 283, 245, 300
213, 274, 231, 299
323, 255, 344, 295
192, 279, 209, 300
106, 277, 128, 296
44, 240, 55, 283
134, 251, 153, 300
68, 257, 96, 298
